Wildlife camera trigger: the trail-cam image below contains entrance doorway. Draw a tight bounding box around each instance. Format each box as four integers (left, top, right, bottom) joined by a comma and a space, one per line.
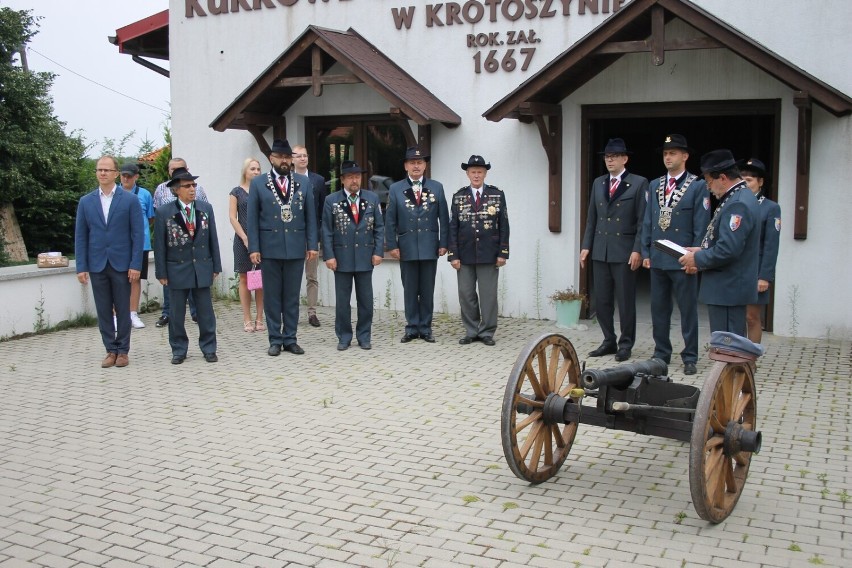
305, 114, 408, 213
580, 99, 781, 332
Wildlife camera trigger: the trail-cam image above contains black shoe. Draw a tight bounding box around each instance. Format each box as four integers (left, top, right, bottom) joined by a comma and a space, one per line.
684, 362, 697, 375
420, 333, 435, 343
156, 315, 169, 327
480, 336, 496, 346
337, 343, 349, 351
283, 343, 304, 355
268, 344, 282, 356
588, 343, 617, 357
191, 315, 198, 323
359, 342, 372, 350
400, 334, 418, 343
171, 355, 185, 365
614, 348, 632, 362
309, 315, 321, 327
459, 337, 473, 345
204, 353, 218, 363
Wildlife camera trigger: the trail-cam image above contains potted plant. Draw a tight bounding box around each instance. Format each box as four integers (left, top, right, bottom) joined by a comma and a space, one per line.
549, 287, 587, 329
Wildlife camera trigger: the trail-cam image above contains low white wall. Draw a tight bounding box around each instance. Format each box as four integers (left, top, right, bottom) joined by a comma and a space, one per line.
0, 261, 164, 339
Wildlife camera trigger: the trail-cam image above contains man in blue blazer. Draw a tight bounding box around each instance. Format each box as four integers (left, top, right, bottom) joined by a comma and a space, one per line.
641, 135, 710, 375
247, 139, 318, 356
322, 161, 384, 350
385, 146, 450, 343
154, 167, 222, 364
293, 144, 328, 328
581, 138, 649, 362
680, 150, 760, 336
75, 155, 145, 368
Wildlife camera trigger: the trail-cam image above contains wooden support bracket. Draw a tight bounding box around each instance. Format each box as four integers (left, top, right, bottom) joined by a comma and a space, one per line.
793, 91, 812, 240
520, 102, 562, 233
651, 5, 665, 66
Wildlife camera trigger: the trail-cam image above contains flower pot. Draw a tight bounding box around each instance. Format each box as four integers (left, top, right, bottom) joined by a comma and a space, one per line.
555, 299, 582, 329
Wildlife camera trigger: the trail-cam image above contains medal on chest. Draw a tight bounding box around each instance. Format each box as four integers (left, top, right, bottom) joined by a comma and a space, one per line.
267, 172, 296, 223
658, 174, 695, 231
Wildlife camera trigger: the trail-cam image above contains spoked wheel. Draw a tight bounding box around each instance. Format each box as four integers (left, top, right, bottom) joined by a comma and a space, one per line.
689, 361, 760, 523
501, 332, 582, 483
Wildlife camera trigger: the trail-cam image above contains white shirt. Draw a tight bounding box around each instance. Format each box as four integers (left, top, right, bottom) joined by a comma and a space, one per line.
99, 185, 117, 222
470, 186, 483, 200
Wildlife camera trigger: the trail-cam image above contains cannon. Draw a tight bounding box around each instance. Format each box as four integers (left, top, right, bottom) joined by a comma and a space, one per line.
501, 332, 762, 523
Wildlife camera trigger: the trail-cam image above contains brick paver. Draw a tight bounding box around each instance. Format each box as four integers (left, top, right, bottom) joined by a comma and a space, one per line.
0, 302, 850, 567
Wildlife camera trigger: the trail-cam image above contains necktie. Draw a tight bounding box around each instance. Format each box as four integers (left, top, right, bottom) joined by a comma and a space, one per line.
609, 177, 619, 198
666, 177, 676, 199
349, 194, 359, 223
278, 176, 288, 199
185, 206, 195, 235
474, 190, 482, 210
413, 181, 422, 205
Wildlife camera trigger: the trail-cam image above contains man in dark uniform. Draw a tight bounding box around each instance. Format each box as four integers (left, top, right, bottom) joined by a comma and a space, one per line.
247, 139, 318, 356
641, 134, 710, 375
448, 155, 509, 346
154, 167, 222, 364
385, 146, 450, 343
739, 158, 781, 344
322, 161, 384, 351
680, 149, 759, 336
581, 138, 649, 361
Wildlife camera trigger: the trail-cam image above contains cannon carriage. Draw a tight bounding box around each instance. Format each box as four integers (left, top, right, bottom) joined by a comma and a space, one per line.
501, 332, 762, 523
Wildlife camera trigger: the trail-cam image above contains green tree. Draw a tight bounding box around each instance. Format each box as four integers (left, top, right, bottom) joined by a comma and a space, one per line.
0, 7, 90, 263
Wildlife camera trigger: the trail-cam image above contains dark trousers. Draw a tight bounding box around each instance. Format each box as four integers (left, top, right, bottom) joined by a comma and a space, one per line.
650, 268, 699, 364
592, 260, 637, 349
261, 258, 304, 347
89, 264, 131, 354
400, 259, 437, 336
334, 270, 374, 345
162, 284, 196, 317
457, 263, 499, 339
707, 304, 747, 336
169, 286, 217, 357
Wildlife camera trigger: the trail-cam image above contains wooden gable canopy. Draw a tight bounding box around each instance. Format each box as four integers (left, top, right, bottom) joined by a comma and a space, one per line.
483, 0, 852, 236
108, 10, 170, 78
211, 26, 461, 156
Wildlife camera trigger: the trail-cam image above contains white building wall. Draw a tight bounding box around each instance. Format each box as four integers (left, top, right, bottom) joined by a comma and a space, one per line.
168, 0, 852, 338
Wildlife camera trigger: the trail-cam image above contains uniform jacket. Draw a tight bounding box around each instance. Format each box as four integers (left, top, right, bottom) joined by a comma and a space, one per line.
582, 172, 649, 263
384, 178, 449, 260
322, 190, 384, 273
641, 173, 711, 271
153, 199, 222, 290
247, 170, 317, 260
755, 194, 781, 282
75, 186, 144, 274
447, 185, 510, 265
694, 183, 760, 306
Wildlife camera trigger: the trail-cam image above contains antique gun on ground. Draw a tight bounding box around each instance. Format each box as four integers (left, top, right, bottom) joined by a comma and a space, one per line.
501, 332, 762, 523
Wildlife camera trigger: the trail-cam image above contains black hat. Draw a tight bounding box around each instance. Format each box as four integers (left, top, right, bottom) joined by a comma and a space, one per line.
120, 163, 139, 176
340, 160, 365, 175
270, 139, 293, 155
166, 167, 199, 188
700, 149, 739, 174
403, 145, 430, 162
739, 158, 767, 178
655, 134, 693, 154
598, 138, 633, 155
461, 155, 491, 170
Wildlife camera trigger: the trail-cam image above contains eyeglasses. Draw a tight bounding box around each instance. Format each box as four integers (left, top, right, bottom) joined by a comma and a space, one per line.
95, 169, 117, 173
603, 154, 625, 160
292, 153, 308, 158
179, 183, 198, 189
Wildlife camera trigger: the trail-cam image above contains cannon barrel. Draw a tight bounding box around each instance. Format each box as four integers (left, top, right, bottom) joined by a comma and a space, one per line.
581, 358, 668, 390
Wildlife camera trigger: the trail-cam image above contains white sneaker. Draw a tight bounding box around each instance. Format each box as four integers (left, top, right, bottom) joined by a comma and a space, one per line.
130, 313, 145, 329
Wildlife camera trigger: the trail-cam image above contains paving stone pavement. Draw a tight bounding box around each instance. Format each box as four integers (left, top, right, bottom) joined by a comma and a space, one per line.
0, 302, 849, 568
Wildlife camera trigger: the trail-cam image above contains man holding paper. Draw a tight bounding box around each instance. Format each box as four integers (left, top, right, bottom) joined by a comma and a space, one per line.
679, 149, 759, 336
641, 135, 710, 375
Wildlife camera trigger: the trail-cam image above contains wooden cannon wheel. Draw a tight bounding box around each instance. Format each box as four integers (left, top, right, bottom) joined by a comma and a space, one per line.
501, 332, 582, 483
689, 361, 758, 523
